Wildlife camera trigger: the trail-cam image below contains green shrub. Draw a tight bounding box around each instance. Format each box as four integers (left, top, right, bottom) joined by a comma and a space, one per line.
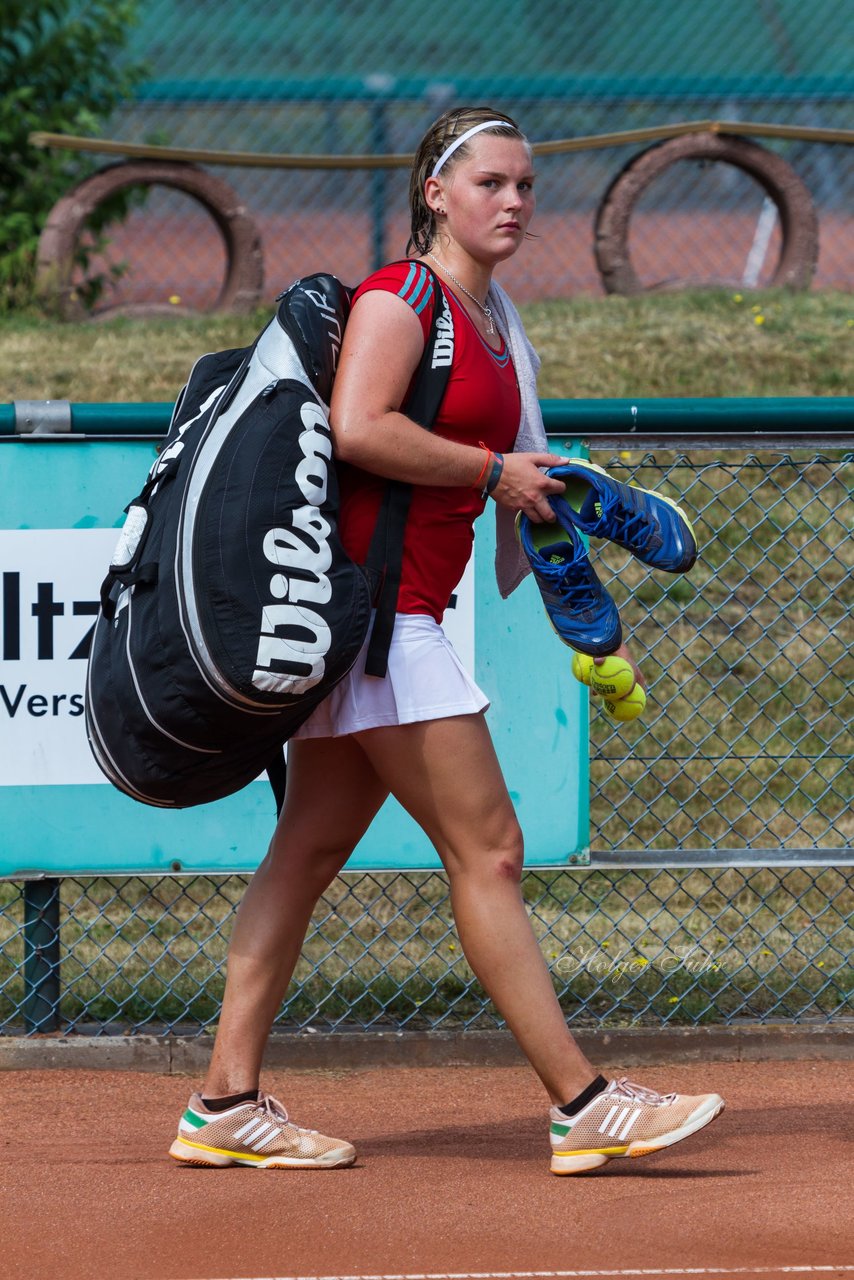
0, 0, 146, 311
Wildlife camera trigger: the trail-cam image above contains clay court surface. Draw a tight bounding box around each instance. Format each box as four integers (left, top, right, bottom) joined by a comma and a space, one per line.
86, 210, 853, 314
1, 1057, 851, 1280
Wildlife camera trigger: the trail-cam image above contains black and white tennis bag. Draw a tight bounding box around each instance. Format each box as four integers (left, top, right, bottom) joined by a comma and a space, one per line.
86, 268, 451, 810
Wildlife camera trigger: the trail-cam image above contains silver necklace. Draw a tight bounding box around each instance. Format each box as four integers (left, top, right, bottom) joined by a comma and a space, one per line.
425, 252, 495, 335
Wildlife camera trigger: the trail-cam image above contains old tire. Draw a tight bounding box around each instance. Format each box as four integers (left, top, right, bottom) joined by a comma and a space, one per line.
36, 161, 264, 319
594, 133, 818, 295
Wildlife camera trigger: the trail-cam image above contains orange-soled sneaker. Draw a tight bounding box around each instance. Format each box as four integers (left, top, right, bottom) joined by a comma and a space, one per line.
169, 1091, 356, 1169
549, 1077, 724, 1175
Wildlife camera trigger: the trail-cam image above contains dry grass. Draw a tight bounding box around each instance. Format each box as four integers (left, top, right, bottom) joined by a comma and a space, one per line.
1, 289, 852, 403
528, 290, 854, 399
0, 311, 258, 404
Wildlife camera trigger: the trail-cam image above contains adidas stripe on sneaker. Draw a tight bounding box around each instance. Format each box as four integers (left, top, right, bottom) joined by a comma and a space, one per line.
169, 1091, 356, 1169
549, 1077, 724, 1175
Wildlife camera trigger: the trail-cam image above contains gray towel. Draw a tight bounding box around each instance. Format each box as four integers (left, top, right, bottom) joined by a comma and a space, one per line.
487, 280, 551, 598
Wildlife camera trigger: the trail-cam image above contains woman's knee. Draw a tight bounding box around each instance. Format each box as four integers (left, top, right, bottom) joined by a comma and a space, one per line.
444, 827, 525, 884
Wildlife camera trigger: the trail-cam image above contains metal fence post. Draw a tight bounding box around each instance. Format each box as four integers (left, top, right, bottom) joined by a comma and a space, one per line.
23, 878, 61, 1032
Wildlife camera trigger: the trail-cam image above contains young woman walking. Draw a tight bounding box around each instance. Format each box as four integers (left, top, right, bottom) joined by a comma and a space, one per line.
169, 106, 723, 1176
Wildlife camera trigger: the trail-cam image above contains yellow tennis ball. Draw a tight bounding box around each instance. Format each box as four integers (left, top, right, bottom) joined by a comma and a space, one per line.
603, 684, 647, 722
571, 651, 595, 686
591, 655, 636, 700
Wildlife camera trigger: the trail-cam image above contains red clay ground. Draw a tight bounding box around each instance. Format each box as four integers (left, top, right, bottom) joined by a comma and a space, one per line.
84, 210, 853, 314
1, 1058, 852, 1280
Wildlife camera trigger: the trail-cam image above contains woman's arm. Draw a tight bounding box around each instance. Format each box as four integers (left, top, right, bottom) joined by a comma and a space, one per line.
330, 289, 566, 522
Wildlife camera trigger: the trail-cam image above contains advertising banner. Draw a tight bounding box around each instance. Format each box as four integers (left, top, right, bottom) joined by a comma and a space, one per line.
0, 437, 588, 875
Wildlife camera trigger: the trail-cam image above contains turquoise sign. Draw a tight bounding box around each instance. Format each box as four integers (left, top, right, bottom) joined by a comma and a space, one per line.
0, 438, 588, 876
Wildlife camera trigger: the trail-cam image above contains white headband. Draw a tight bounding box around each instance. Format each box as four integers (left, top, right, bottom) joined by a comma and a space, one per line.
431, 120, 513, 177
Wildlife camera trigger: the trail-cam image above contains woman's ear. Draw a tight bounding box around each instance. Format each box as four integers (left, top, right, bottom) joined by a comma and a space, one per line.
424, 175, 445, 215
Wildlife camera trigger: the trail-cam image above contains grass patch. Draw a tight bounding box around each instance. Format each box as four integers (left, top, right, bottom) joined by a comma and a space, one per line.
1, 289, 852, 403
527, 289, 854, 399
0, 310, 263, 404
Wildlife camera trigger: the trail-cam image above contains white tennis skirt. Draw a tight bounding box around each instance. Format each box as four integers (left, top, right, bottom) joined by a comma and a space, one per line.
292, 613, 489, 739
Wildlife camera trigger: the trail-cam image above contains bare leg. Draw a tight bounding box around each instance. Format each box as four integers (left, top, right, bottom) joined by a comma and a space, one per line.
356, 714, 596, 1105
203, 735, 389, 1097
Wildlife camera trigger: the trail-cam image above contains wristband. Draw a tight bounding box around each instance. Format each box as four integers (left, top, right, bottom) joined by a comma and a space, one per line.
484, 451, 504, 498
473, 444, 493, 491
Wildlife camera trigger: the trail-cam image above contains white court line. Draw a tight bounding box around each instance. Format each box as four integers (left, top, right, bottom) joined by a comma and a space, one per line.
201, 1267, 854, 1280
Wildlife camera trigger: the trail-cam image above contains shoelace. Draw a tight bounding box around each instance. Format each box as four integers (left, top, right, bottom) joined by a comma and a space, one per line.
257, 1091, 320, 1135
540, 544, 602, 614
555, 576, 601, 614
610, 1078, 676, 1107
597, 489, 653, 548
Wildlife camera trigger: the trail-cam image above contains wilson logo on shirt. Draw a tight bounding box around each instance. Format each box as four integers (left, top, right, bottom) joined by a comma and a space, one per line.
431, 288, 455, 369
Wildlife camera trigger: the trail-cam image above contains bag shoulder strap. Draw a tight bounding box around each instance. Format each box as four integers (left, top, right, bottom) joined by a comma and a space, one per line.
363, 265, 452, 677
267, 265, 452, 813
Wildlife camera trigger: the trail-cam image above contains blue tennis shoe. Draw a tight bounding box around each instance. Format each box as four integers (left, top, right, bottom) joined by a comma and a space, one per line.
547, 460, 698, 573
517, 512, 622, 658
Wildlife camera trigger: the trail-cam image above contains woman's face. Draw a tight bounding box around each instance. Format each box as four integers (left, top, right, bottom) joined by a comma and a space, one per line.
432, 134, 536, 265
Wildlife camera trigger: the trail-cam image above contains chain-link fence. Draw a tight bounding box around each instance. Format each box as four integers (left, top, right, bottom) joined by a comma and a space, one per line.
57, 0, 853, 311
587, 447, 851, 856
2, 445, 851, 1034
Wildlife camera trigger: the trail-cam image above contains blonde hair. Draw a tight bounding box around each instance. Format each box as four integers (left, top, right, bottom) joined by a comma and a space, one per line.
407, 106, 526, 255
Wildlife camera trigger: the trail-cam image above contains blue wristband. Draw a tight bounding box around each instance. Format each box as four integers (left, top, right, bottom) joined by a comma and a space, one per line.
484, 451, 504, 498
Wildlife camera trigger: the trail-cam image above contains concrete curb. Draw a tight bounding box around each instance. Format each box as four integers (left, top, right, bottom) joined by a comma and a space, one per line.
1, 1023, 851, 1073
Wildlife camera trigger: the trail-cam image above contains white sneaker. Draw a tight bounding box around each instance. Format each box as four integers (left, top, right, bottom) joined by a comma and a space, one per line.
549, 1077, 724, 1175
169, 1091, 356, 1169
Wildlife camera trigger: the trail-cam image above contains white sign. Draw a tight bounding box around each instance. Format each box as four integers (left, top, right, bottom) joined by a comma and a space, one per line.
0, 528, 477, 788
0, 529, 118, 786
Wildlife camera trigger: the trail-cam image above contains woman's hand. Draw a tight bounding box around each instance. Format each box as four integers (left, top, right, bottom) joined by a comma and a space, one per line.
595, 642, 646, 691
490, 452, 570, 522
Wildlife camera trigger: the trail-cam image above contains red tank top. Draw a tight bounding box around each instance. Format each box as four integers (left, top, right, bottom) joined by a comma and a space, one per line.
337, 261, 521, 621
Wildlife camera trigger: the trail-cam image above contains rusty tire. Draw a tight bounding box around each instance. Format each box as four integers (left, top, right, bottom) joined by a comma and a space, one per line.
594, 133, 818, 295
36, 161, 264, 319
